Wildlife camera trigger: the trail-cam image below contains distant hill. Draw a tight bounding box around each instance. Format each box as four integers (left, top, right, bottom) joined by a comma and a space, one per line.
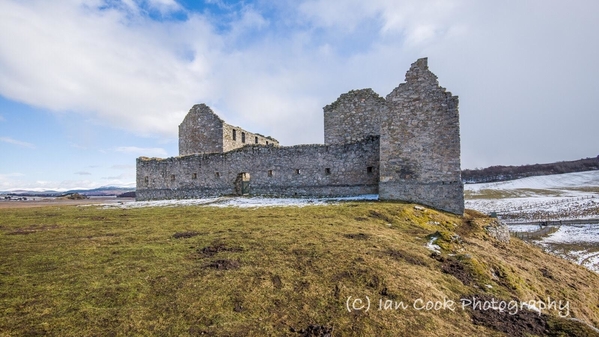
462, 156, 599, 184
1, 186, 135, 197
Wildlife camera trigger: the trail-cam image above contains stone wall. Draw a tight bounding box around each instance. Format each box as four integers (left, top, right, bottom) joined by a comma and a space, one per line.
379, 58, 464, 214
179, 104, 279, 156
324, 89, 386, 145
137, 137, 379, 200
222, 122, 279, 153
140, 57, 465, 215
179, 104, 224, 156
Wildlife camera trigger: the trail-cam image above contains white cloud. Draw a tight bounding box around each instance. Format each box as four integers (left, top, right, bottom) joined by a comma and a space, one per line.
0, 114, 5, 122
0, 0, 598, 169
74, 171, 92, 175
0, 0, 215, 137
0, 136, 35, 149
0, 172, 24, 179
115, 146, 167, 157
146, 0, 182, 14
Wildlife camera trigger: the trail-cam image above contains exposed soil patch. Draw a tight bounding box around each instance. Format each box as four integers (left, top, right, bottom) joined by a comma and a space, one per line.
172, 231, 200, 239
271, 275, 283, 289
198, 243, 243, 257
205, 259, 240, 270
441, 257, 474, 285
291, 324, 333, 337
386, 249, 428, 266
7, 224, 59, 235
343, 233, 370, 240
539, 267, 555, 280
368, 210, 393, 222
463, 295, 548, 337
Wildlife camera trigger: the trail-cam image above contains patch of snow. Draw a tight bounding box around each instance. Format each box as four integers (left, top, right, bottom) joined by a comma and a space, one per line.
540, 224, 599, 244
531, 224, 599, 273
466, 196, 598, 222
520, 302, 541, 315
93, 195, 380, 209
507, 224, 544, 232
465, 171, 599, 193
426, 236, 441, 253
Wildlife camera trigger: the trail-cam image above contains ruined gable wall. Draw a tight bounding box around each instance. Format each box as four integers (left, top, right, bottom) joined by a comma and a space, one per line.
136, 137, 379, 200
222, 122, 279, 153
179, 104, 224, 155
379, 58, 464, 214
324, 89, 386, 145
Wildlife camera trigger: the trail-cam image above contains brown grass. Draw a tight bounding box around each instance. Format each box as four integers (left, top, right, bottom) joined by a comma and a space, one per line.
0, 202, 598, 336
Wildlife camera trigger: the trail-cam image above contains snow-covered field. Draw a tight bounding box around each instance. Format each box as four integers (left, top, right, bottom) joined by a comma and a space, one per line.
466, 170, 599, 193
465, 171, 599, 222
532, 224, 599, 273
466, 171, 599, 273
94, 194, 379, 209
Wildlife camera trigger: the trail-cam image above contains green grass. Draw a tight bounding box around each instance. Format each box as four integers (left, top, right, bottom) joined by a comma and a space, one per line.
1, 203, 599, 336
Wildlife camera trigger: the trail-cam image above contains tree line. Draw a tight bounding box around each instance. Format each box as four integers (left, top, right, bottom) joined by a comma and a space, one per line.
462, 156, 599, 184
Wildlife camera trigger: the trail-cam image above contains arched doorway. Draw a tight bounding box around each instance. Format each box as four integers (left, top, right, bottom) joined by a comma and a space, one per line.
235, 172, 251, 196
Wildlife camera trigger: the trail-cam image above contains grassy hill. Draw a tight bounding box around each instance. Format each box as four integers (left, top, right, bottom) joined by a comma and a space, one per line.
1, 202, 599, 336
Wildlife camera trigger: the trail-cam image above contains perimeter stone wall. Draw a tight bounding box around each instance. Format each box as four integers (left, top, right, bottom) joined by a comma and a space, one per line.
137, 137, 379, 200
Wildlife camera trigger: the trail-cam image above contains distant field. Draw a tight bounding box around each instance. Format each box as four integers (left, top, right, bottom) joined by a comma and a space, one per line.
465, 170, 599, 222
2, 202, 599, 336
0, 197, 130, 209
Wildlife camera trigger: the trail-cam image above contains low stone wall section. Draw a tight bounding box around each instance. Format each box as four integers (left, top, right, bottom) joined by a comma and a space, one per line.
137, 136, 379, 200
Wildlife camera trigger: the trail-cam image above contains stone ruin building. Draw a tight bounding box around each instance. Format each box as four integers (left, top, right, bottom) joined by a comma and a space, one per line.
136, 58, 464, 214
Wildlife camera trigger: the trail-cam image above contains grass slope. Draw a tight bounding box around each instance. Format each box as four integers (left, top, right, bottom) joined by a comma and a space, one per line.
1, 202, 599, 336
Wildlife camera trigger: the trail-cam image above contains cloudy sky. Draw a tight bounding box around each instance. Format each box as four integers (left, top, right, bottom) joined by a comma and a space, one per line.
0, 0, 597, 191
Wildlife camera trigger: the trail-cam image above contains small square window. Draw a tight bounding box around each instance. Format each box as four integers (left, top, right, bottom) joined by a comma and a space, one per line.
192, 173, 197, 179
325, 168, 331, 175
171, 175, 176, 181
295, 169, 301, 175
268, 170, 273, 177
266, 141, 269, 145
241, 132, 246, 143
232, 129, 237, 141
367, 166, 373, 174
255, 136, 259, 144
215, 172, 220, 178
144, 176, 149, 183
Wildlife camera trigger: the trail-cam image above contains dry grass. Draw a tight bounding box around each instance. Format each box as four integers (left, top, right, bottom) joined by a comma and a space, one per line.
1, 202, 599, 336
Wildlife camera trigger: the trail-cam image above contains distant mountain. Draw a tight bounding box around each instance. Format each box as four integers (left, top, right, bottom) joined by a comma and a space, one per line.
462, 156, 599, 184
1, 186, 135, 197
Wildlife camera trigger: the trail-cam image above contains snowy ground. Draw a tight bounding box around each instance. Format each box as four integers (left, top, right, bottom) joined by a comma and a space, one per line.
467, 171, 599, 273
465, 171, 599, 222
92, 194, 380, 209
530, 224, 599, 273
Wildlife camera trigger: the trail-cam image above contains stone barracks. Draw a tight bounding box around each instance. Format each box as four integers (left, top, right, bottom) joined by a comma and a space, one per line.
136, 58, 464, 214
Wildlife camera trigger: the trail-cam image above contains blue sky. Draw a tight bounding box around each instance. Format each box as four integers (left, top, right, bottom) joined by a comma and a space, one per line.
1, 0, 598, 191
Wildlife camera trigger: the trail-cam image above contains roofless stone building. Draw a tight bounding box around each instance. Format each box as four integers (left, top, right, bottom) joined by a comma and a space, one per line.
136, 58, 464, 214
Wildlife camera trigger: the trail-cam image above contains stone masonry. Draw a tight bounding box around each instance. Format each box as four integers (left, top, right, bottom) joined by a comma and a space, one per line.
379, 58, 464, 214
137, 57, 464, 214
179, 104, 279, 156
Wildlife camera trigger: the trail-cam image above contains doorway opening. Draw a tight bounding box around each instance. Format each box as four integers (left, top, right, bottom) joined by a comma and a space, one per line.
235, 172, 251, 195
